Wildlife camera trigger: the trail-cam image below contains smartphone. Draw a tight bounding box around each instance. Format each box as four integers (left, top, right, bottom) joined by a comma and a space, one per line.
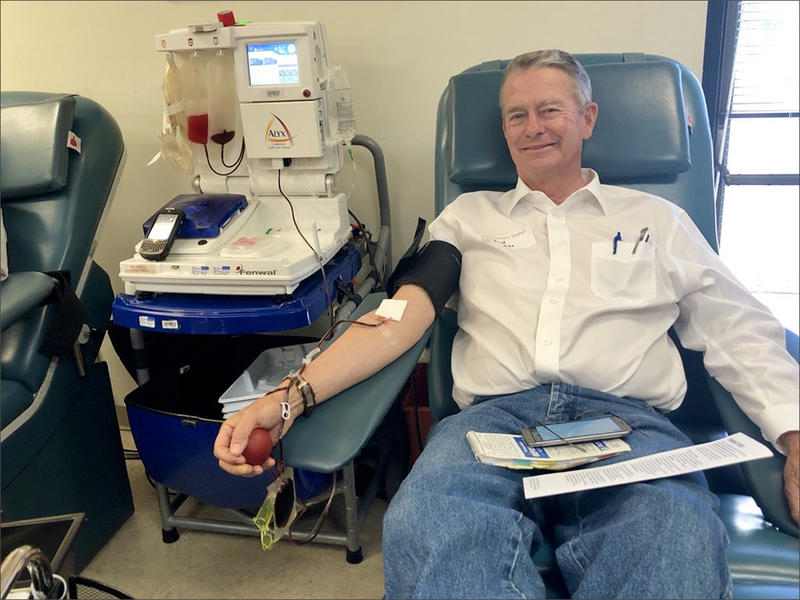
521, 415, 631, 447
139, 207, 185, 261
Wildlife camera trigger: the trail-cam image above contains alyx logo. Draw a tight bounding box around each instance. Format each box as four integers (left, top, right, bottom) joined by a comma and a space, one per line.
234, 265, 277, 276
265, 114, 294, 147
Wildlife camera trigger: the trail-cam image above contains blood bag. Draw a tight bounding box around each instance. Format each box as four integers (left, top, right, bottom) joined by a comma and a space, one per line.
207, 49, 238, 146
179, 51, 210, 144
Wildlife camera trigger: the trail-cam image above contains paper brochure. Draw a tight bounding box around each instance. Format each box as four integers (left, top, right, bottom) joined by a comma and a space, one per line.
467, 431, 631, 470
523, 432, 772, 499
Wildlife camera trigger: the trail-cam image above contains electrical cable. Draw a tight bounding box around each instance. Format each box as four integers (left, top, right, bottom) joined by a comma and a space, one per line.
347, 208, 386, 290
348, 209, 366, 232
50, 574, 67, 600
277, 170, 335, 329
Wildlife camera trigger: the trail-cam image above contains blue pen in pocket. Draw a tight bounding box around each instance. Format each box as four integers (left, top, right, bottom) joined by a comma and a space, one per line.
612, 231, 622, 255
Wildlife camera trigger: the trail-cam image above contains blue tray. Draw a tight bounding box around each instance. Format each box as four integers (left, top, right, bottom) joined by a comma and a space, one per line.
142, 193, 248, 239
112, 243, 361, 334
126, 385, 328, 507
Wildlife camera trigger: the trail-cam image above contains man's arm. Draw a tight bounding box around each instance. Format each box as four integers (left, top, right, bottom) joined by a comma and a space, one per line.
669, 212, 799, 446
664, 211, 799, 520
779, 430, 799, 524
213, 283, 436, 476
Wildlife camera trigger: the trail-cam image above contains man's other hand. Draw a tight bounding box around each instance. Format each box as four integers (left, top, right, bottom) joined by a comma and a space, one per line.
779, 430, 799, 524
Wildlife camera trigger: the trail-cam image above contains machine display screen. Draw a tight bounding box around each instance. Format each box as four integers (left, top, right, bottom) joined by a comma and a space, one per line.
246, 41, 300, 86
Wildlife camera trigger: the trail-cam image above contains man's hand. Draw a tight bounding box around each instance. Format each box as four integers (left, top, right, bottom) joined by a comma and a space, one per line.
779, 430, 799, 524
213, 391, 293, 477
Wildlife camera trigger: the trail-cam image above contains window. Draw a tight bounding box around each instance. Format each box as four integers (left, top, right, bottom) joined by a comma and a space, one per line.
715, 1, 799, 332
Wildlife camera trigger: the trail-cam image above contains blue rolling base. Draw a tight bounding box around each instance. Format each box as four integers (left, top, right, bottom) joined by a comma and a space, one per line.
112, 243, 362, 334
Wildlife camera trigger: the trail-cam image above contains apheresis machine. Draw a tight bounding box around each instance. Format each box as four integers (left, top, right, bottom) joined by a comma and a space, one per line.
120, 18, 360, 297
112, 17, 399, 556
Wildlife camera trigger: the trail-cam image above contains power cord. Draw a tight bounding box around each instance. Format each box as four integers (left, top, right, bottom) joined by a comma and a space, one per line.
348, 208, 386, 291
277, 170, 335, 329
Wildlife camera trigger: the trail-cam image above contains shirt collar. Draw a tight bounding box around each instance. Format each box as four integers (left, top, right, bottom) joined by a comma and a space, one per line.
501, 169, 608, 216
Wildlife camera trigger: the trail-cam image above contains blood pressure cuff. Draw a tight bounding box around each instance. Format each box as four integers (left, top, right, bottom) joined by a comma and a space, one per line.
386, 218, 461, 315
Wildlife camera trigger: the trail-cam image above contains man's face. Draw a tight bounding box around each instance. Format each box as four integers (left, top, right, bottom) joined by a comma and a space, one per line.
500, 67, 598, 185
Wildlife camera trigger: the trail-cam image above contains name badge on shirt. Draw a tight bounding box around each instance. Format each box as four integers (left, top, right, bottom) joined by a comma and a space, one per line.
483, 229, 536, 249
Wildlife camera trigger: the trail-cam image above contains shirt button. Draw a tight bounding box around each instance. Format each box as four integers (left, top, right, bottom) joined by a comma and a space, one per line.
544, 339, 553, 346
549, 298, 558, 304
556, 240, 565, 247
555, 277, 564, 283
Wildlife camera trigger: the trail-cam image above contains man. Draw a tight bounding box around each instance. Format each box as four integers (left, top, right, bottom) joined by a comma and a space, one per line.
215, 50, 799, 598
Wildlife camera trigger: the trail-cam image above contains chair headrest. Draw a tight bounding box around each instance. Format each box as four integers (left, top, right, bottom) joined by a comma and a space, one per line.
0, 94, 77, 199
446, 60, 691, 186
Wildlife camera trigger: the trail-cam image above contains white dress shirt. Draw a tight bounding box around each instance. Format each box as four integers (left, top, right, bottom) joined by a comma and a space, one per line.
428, 170, 799, 449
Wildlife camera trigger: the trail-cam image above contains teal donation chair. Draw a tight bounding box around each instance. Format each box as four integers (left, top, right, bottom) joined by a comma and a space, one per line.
1, 92, 134, 571
426, 54, 799, 598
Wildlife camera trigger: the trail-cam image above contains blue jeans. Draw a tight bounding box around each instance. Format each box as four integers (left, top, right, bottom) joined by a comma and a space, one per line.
383, 383, 732, 599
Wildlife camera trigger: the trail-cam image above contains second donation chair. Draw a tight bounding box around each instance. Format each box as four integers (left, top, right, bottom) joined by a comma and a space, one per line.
0, 92, 133, 571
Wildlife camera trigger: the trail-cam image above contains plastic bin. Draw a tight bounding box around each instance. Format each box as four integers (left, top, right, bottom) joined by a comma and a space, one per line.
218, 342, 318, 416
124, 335, 329, 508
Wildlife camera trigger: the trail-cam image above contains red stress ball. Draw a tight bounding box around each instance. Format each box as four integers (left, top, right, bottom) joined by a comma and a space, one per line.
242, 427, 273, 466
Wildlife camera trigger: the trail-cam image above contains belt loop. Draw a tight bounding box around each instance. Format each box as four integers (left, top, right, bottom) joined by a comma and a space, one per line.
546, 382, 562, 418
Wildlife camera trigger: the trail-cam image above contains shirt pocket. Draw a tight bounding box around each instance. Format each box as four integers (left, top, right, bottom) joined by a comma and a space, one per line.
590, 241, 657, 303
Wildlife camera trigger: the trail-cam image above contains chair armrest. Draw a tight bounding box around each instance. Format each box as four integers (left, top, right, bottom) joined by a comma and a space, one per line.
708, 375, 798, 537
428, 308, 460, 422
0, 272, 55, 331
282, 293, 432, 472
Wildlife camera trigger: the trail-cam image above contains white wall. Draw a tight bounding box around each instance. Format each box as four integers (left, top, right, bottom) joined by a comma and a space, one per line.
0, 1, 708, 404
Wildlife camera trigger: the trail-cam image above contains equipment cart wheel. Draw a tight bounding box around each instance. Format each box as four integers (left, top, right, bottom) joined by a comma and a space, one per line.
162, 528, 179, 543
346, 547, 363, 564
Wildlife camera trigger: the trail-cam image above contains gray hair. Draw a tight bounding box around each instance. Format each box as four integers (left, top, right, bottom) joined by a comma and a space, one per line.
500, 49, 592, 108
